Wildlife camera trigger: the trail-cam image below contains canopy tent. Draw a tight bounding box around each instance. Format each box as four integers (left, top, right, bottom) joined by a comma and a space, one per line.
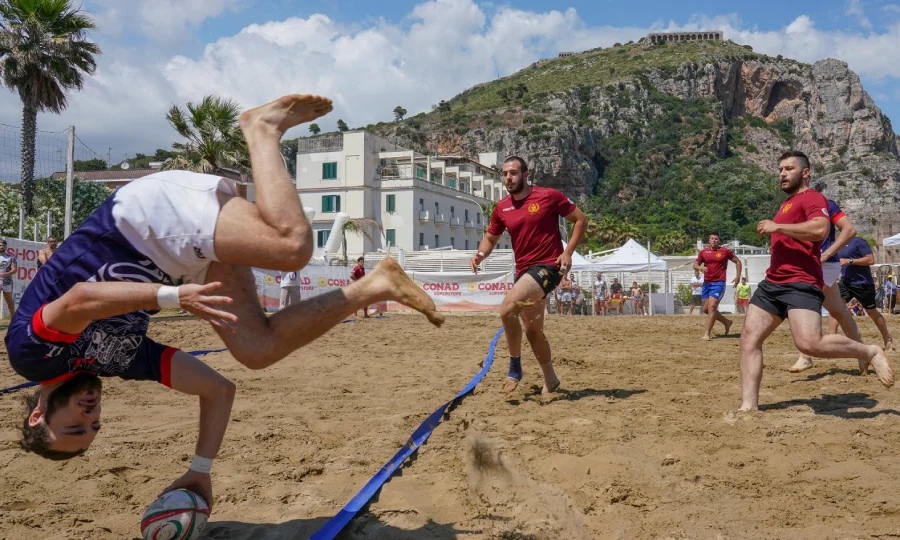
588, 238, 669, 272
883, 233, 900, 247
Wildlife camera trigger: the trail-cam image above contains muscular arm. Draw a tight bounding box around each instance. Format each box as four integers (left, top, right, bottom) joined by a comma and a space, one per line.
775, 216, 829, 242
169, 351, 235, 460
1, 261, 15, 277
841, 253, 875, 266
822, 215, 856, 261
730, 256, 743, 285
38, 250, 48, 265
562, 207, 588, 255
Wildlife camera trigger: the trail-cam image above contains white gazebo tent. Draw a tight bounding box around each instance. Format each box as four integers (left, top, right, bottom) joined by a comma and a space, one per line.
884, 233, 900, 247
586, 239, 670, 315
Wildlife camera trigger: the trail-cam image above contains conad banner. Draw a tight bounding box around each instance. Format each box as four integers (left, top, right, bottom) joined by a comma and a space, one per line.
1, 239, 43, 317
252, 267, 514, 312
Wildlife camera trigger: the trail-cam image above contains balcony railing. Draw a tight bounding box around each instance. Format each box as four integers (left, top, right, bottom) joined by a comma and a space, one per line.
449, 217, 461, 228
298, 135, 343, 154
464, 220, 477, 230
419, 210, 432, 222
434, 213, 448, 224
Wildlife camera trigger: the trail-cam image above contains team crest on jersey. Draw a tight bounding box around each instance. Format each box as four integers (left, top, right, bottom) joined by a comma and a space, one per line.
528, 203, 540, 214
716, 252, 723, 259
782, 203, 793, 214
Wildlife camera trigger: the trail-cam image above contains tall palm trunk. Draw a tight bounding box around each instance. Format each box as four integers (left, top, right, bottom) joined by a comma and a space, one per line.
20, 97, 37, 215
342, 230, 348, 267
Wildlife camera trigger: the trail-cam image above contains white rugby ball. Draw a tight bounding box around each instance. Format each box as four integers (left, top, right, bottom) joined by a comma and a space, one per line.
140, 489, 209, 540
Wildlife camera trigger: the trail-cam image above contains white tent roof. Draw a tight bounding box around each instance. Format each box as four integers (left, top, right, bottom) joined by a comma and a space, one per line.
588, 238, 669, 272
884, 233, 900, 247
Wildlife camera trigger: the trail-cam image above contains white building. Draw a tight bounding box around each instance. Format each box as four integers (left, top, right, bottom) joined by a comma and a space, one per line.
295, 131, 510, 258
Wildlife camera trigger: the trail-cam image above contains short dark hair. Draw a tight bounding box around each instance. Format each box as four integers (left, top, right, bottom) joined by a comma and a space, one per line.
503, 155, 528, 173
779, 150, 810, 171
20, 389, 86, 461
357, 256, 364, 262
709, 232, 720, 237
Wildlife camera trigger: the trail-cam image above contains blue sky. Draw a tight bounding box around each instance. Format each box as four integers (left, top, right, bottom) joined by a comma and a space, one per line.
1, 0, 898, 165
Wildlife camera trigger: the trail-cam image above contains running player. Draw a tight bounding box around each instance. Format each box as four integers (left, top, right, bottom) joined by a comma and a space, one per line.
470, 156, 588, 394
739, 151, 892, 410
4, 95, 443, 507
831, 235, 893, 351
788, 196, 864, 373
693, 233, 741, 340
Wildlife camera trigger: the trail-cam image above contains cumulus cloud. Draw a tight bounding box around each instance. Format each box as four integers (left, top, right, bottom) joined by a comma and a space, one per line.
7, 0, 899, 161
88, 0, 244, 42
846, 0, 873, 29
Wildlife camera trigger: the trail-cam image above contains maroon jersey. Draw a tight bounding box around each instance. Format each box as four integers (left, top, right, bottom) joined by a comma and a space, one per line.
488, 187, 577, 276
351, 265, 365, 280
695, 247, 735, 283
766, 188, 828, 288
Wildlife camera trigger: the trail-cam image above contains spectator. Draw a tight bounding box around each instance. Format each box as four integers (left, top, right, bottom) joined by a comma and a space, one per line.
875, 278, 884, 311
0, 238, 16, 318
350, 256, 370, 318
279, 270, 302, 310
886, 274, 897, 315
593, 273, 608, 316
559, 273, 573, 315
631, 281, 645, 316
689, 270, 703, 315
609, 277, 624, 314
735, 277, 752, 315
37, 236, 57, 269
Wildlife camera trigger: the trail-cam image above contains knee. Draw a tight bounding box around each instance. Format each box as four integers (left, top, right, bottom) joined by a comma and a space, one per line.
231, 345, 279, 370
794, 338, 816, 357
524, 327, 544, 344
500, 303, 518, 324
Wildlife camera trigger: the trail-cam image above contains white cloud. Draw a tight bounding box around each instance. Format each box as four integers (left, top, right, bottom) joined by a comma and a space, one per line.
88, 0, 244, 42
7, 0, 900, 161
846, 0, 873, 29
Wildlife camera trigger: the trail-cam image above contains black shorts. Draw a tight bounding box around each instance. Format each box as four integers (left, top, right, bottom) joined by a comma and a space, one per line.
516, 264, 563, 299
838, 282, 877, 310
749, 280, 824, 320
691, 294, 702, 305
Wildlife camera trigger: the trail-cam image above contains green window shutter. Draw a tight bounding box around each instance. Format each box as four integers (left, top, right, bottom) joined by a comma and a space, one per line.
449, 179, 456, 189
387, 194, 396, 213
335, 196, 341, 212
386, 229, 396, 245
323, 162, 337, 179
322, 195, 331, 213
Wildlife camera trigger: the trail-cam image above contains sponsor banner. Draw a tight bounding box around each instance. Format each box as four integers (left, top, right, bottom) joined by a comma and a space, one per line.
2, 239, 43, 317
252, 267, 515, 312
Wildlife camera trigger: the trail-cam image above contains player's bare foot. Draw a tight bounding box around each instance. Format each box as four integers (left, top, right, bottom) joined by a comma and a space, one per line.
702, 334, 712, 341
886, 341, 894, 353
788, 355, 814, 373
723, 320, 733, 336
500, 378, 519, 393
370, 257, 444, 327
240, 94, 333, 136
868, 346, 894, 387
541, 378, 560, 396
737, 403, 757, 411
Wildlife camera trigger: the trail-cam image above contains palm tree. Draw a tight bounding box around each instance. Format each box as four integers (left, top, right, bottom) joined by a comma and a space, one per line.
340, 217, 382, 266
479, 201, 497, 230
309, 123, 321, 135
162, 95, 249, 175
0, 0, 100, 213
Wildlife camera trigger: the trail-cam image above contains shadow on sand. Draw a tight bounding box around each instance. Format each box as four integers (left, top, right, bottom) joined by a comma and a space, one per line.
201, 515, 474, 540
504, 387, 647, 405
760, 392, 900, 419
790, 367, 864, 383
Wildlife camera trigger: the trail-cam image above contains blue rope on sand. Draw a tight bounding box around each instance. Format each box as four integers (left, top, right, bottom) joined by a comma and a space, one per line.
308, 327, 504, 540
0, 348, 228, 395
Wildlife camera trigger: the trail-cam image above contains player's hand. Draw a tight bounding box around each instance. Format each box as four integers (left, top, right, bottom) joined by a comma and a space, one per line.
160, 470, 213, 511
470, 256, 481, 274
178, 282, 238, 333
732, 277, 740, 287
757, 220, 778, 235
698, 266, 707, 273
556, 252, 573, 273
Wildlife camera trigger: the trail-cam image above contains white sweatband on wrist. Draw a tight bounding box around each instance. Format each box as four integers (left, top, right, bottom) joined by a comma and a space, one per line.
189, 455, 213, 474
157, 286, 181, 309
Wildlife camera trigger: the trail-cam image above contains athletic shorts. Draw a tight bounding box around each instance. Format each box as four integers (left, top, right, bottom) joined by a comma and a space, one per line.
0, 282, 10, 293
516, 264, 563, 299
749, 280, 824, 320
112, 171, 237, 285
691, 294, 702, 305
737, 298, 750, 306
822, 262, 841, 288
702, 281, 726, 301
838, 282, 877, 310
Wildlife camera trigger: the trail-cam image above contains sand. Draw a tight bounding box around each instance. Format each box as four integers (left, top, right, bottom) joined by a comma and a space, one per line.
2, 313, 900, 539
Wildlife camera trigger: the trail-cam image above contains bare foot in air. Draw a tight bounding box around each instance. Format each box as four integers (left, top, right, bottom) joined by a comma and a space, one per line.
788, 355, 814, 373
868, 346, 894, 387
500, 378, 519, 393
240, 94, 334, 136
369, 258, 444, 327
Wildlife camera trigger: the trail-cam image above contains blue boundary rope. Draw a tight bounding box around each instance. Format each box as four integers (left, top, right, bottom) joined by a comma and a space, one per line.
0, 348, 228, 395
309, 327, 504, 540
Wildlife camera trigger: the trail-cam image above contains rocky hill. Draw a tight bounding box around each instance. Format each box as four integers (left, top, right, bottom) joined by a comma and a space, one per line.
364, 40, 900, 259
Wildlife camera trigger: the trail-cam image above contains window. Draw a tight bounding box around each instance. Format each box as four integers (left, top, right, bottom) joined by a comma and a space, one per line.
429, 172, 435, 183
419, 232, 424, 247
434, 202, 439, 213
465, 209, 469, 221
449, 178, 456, 189
434, 234, 439, 247
450, 237, 455, 248
465, 239, 469, 250
419, 198, 424, 211
477, 213, 481, 224
322, 162, 337, 179
416, 167, 424, 179
317, 230, 330, 248
450, 206, 455, 217
386, 194, 396, 213
322, 195, 341, 213
386, 229, 396, 246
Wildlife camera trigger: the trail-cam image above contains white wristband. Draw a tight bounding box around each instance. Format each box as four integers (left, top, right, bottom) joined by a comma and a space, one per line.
157, 286, 181, 309
189, 455, 213, 474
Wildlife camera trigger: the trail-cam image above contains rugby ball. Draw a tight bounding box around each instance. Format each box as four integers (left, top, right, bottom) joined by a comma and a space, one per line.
140, 489, 209, 540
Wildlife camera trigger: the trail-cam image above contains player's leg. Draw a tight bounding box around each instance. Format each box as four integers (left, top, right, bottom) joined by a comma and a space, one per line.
789, 282, 863, 373
739, 304, 783, 410
204, 259, 442, 370
520, 299, 560, 394
787, 309, 893, 387
499, 272, 549, 393
2, 290, 14, 316
864, 308, 893, 351
213, 95, 333, 272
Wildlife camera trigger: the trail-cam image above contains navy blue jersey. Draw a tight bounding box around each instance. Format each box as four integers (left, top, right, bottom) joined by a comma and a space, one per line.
4, 195, 177, 384
820, 200, 846, 263
839, 237, 875, 286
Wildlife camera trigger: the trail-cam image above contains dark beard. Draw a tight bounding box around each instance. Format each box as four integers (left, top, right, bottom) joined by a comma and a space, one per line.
506, 181, 524, 195
46, 373, 102, 420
